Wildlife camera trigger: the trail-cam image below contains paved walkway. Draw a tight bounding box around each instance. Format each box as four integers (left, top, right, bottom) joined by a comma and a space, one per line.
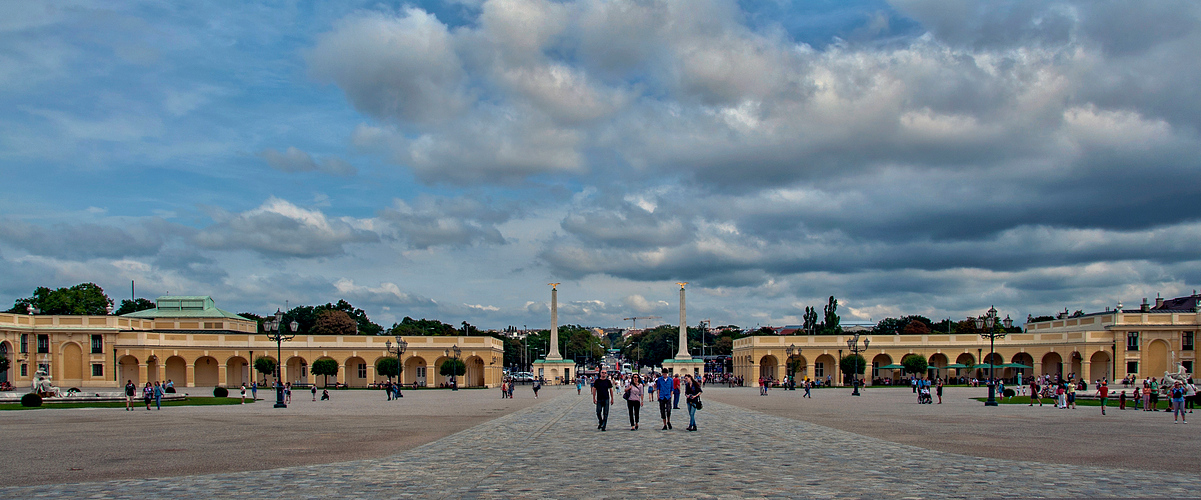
3, 394, 1199, 499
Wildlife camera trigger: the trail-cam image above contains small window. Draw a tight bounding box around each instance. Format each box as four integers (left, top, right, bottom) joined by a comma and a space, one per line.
814, 362, 825, 378
91, 335, 104, 354
1184, 332, 1195, 351
20, 334, 28, 354
92, 364, 104, 377
357, 363, 367, 378
1126, 332, 1139, 351
21, 364, 28, 376
1127, 361, 1138, 375
37, 335, 49, 354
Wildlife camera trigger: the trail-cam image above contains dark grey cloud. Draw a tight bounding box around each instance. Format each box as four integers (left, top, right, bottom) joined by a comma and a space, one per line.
0, 217, 188, 260
195, 197, 379, 258
377, 196, 511, 249
257, 147, 357, 176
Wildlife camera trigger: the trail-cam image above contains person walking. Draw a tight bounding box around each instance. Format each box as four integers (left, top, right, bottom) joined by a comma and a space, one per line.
1171, 381, 1188, 423
285, 382, 292, 404
1067, 381, 1077, 409
533, 378, 541, 399
626, 374, 644, 430
577, 377, 583, 395
1150, 378, 1160, 411
655, 370, 674, 430
803, 378, 812, 398
124, 380, 136, 411
312, 385, 317, 401
153, 381, 163, 410
684, 374, 703, 432
250, 381, 257, 401
592, 370, 614, 431
143, 382, 153, 410
1098, 382, 1109, 415
936, 378, 944, 404
240, 383, 247, 404
672, 374, 682, 409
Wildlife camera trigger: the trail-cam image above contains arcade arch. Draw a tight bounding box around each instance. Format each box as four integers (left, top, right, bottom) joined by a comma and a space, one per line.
405, 356, 427, 387
166, 356, 187, 385
194, 356, 219, 387
1146, 340, 1169, 376
1090, 351, 1112, 382
758, 355, 778, 380
1042, 352, 1063, 377
466, 356, 485, 388
227, 356, 248, 387
118, 355, 139, 385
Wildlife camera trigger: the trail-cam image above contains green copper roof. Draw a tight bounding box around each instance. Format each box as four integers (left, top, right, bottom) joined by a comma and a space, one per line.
122, 296, 246, 320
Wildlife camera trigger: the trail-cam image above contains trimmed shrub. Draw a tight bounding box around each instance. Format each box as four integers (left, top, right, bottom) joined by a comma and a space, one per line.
213, 386, 229, 397
21, 393, 43, 407
1003, 388, 1015, 398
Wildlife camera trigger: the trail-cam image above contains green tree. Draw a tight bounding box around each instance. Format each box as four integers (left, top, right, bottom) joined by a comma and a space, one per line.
803, 307, 818, 334
440, 358, 466, 377
901, 320, 931, 335
6, 283, 113, 315
375, 357, 401, 381
114, 298, 156, 315
311, 358, 339, 387
840, 354, 867, 375
822, 295, 841, 335
872, 317, 903, 335
254, 356, 276, 382
388, 317, 458, 336
901, 353, 928, 375
311, 310, 357, 336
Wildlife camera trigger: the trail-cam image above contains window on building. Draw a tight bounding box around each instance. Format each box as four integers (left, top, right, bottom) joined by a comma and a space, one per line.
814, 362, 825, 378
91, 335, 104, 354
1126, 332, 1139, 351
21, 364, 28, 376
1184, 332, 1195, 351
1127, 361, 1138, 375
37, 335, 49, 354
1184, 361, 1194, 374
357, 363, 367, 378
20, 334, 27, 354
92, 364, 104, 377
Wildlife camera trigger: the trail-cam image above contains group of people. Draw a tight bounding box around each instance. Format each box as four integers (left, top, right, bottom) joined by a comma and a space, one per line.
588, 370, 702, 432
124, 379, 167, 410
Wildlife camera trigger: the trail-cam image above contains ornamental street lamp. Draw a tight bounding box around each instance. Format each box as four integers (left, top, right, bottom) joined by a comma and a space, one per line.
385, 336, 407, 384
974, 306, 1012, 407
264, 309, 298, 408
847, 333, 869, 396
785, 344, 799, 390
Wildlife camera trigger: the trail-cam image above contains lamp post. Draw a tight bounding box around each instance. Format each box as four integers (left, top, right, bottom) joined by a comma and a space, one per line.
975, 306, 1012, 407
263, 309, 298, 408
847, 333, 869, 396
785, 344, 798, 390
385, 336, 407, 384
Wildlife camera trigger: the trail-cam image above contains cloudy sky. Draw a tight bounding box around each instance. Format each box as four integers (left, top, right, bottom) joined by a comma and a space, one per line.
2, 0, 1200, 331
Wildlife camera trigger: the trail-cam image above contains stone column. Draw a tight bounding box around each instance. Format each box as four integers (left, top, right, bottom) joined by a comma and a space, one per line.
547, 284, 562, 360
676, 283, 690, 360
138, 363, 149, 386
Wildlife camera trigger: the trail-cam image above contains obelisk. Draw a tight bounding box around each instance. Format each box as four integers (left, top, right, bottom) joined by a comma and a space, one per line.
675, 282, 690, 359
547, 283, 562, 360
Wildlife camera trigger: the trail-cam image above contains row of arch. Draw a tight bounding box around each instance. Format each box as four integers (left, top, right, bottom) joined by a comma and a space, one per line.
757, 350, 1118, 383
115, 354, 487, 388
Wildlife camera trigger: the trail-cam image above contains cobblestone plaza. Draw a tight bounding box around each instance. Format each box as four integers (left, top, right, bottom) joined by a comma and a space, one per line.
2, 386, 1198, 499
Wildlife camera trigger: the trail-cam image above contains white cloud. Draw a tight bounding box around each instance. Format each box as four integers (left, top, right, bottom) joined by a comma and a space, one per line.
195, 197, 378, 257
257, 147, 357, 176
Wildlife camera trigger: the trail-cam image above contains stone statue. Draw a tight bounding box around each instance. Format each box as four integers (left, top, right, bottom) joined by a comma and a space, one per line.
31, 366, 60, 397
1163, 363, 1191, 386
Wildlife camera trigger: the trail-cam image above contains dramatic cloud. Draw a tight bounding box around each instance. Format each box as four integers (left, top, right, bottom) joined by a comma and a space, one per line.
195, 197, 378, 258
0, 218, 186, 260
377, 196, 511, 249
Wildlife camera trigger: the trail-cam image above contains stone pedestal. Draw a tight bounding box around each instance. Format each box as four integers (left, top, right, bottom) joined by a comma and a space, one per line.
661, 358, 706, 379
533, 359, 575, 384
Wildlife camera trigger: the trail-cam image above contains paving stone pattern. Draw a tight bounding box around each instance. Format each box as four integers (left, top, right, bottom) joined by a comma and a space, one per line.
4, 395, 1198, 499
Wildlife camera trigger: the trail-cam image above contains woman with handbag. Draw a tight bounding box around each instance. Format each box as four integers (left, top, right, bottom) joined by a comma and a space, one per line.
626, 374, 644, 430
684, 374, 703, 432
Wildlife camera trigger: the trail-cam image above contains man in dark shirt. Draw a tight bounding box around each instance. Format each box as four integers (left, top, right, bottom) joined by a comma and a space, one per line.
592, 370, 614, 431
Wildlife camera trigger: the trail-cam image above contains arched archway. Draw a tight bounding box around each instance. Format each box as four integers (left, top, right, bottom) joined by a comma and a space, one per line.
226, 356, 248, 387
434, 356, 451, 386
786, 354, 808, 381
1042, 352, 1063, 377
285, 356, 308, 386
195, 356, 219, 386
61, 342, 83, 382
373, 356, 395, 384
466, 356, 485, 387
928, 353, 948, 380
1090, 351, 1111, 382
814, 354, 837, 384
955, 353, 975, 382
344, 356, 367, 387
1146, 340, 1169, 377
1012, 352, 1034, 382
254, 356, 278, 386
405, 356, 427, 387
758, 355, 778, 381
166, 356, 187, 386
1068, 351, 1084, 380
871, 353, 892, 382
0, 341, 11, 384
118, 355, 139, 385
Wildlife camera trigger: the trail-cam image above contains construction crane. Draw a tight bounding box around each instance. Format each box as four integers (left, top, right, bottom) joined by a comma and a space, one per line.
623, 316, 661, 331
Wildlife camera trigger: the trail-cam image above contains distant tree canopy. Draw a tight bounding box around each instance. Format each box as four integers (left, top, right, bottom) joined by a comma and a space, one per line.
114, 298, 156, 315
375, 357, 400, 380
901, 353, 928, 375
6, 283, 113, 315
311, 310, 357, 336
387, 317, 464, 336
261, 300, 383, 336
